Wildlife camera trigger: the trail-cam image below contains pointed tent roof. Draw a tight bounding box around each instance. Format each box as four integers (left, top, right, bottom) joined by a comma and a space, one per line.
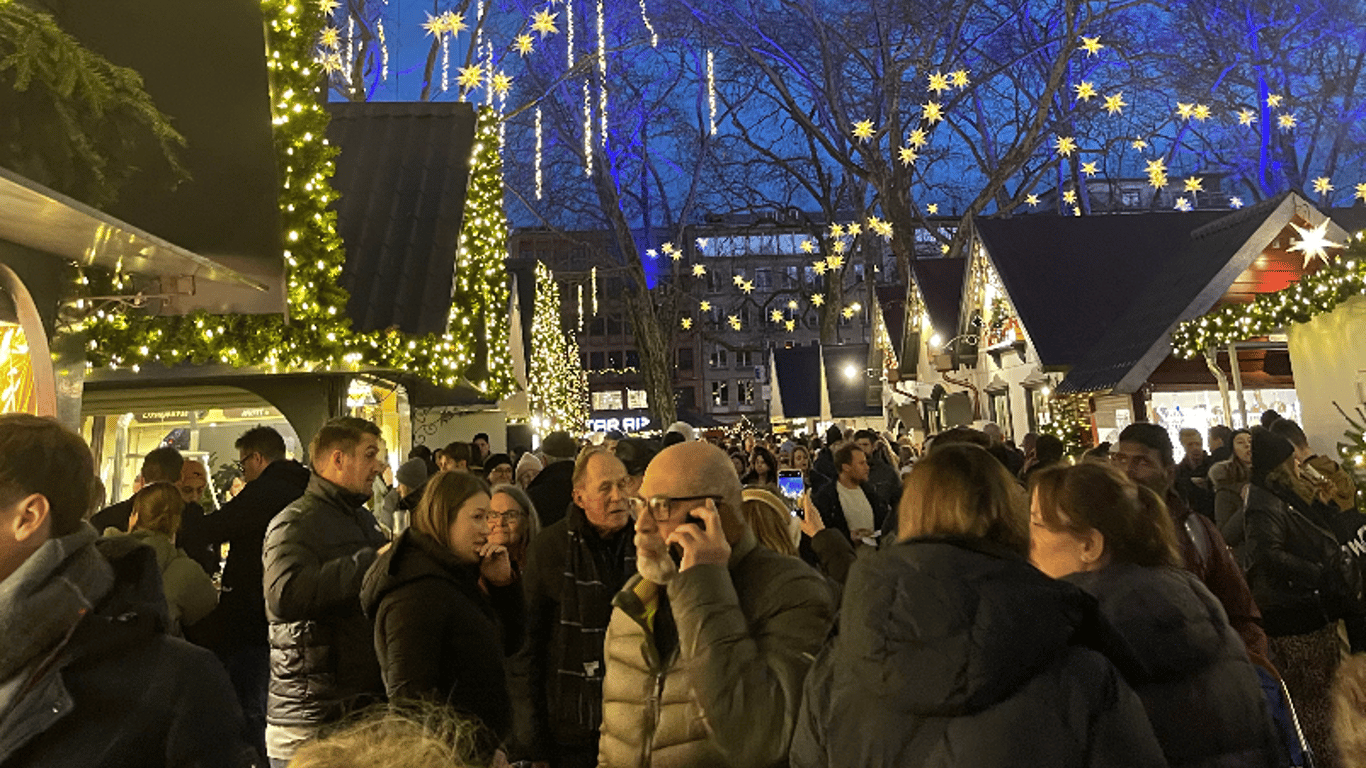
912, 256, 967, 340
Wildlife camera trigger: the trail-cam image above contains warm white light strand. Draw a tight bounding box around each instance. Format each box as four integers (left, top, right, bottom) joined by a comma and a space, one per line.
591, 266, 599, 316
535, 106, 544, 199
577, 284, 585, 331
441, 34, 450, 92
638, 0, 658, 47
567, 0, 575, 69
345, 14, 355, 81
597, 0, 607, 148
583, 81, 593, 175
377, 18, 389, 81
707, 49, 717, 135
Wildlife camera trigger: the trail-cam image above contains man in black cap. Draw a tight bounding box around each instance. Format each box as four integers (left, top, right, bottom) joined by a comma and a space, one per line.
526, 431, 580, 528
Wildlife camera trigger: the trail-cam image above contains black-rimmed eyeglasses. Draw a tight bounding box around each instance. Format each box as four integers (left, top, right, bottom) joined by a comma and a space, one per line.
626, 494, 724, 522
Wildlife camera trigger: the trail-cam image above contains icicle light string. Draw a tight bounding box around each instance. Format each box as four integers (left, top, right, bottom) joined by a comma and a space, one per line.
567, 0, 575, 69
638, 0, 658, 47
597, 0, 607, 148
707, 49, 717, 135
535, 106, 544, 199
583, 80, 593, 175
441, 33, 450, 92
377, 18, 388, 81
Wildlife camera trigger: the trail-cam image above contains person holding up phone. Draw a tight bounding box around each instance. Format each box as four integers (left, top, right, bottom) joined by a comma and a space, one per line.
599, 442, 834, 767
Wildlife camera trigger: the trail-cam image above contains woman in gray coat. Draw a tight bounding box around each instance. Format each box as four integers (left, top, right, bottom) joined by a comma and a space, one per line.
1030, 462, 1281, 768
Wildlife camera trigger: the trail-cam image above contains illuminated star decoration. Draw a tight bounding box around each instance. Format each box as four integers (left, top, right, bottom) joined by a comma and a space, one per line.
1080, 35, 1103, 55
800, 239, 816, 253
692, 264, 707, 277
1356, 183, 1366, 202
530, 9, 559, 37
699, 300, 711, 312
928, 71, 951, 94
1176, 102, 1195, 120
950, 69, 970, 88
444, 12, 468, 35
812, 294, 825, 307
926, 203, 939, 215
1072, 206, 1082, 217
1103, 92, 1126, 115
907, 128, 928, 147
1286, 220, 1345, 268
852, 119, 876, 140
319, 27, 341, 49
1073, 81, 1097, 101
728, 315, 741, 330
696, 238, 709, 249
490, 72, 513, 96
1174, 197, 1192, 212
1192, 103, 1211, 121
514, 33, 535, 55
922, 101, 945, 123
670, 250, 683, 262
813, 261, 827, 276
869, 217, 894, 238
1062, 189, 1077, 203
842, 307, 855, 319
1144, 157, 1168, 188
732, 274, 746, 287
941, 243, 951, 253
1278, 113, 1297, 130
1131, 138, 1149, 150
831, 240, 847, 254
1236, 108, 1257, 126
771, 309, 784, 322
1266, 94, 1283, 108
846, 222, 862, 236
320, 52, 344, 74
784, 320, 796, 332
681, 317, 692, 329
318, 0, 340, 13
898, 146, 919, 165
645, 249, 657, 258
1025, 194, 1041, 207
741, 280, 755, 294
1312, 177, 1334, 195
457, 64, 484, 91
1229, 197, 1244, 209
829, 223, 844, 237
787, 300, 799, 310
1081, 162, 1098, 176
423, 11, 449, 36
1183, 176, 1204, 193
1055, 135, 1077, 156
827, 254, 845, 269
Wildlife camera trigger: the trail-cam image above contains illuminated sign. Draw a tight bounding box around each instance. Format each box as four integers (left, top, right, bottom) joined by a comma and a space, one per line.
588, 415, 652, 433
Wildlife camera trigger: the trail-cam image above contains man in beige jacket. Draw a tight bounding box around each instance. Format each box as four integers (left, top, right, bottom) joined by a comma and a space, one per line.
598, 442, 834, 767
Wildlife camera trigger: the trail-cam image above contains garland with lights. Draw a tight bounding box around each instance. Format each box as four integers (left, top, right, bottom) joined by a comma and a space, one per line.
68, 0, 513, 397
528, 261, 588, 432
1039, 392, 1093, 455
1171, 233, 1366, 358
1334, 401, 1366, 513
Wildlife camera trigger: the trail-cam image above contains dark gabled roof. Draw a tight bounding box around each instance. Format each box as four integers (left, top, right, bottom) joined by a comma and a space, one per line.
912, 256, 967, 338
773, 344, 822, 418
1056, 195, 1300, 393
822, 343, 880, 418
975, 209, 1238, 369
875, 284, 907, 362
327, 101, 477, 335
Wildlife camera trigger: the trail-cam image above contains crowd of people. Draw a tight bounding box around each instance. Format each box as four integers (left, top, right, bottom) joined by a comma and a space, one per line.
2, 410, 1365, 768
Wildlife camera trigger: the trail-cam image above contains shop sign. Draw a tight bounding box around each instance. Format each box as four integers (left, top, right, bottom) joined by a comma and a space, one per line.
589, 413, 652, 433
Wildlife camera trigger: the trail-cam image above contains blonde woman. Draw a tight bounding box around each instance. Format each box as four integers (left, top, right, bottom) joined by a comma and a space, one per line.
106, 482, 218, 634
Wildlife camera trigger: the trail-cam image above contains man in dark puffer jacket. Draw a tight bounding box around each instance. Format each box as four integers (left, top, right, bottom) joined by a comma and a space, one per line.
262, 418, 388, 767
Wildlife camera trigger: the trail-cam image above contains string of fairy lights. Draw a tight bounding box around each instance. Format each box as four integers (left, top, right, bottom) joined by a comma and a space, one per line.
528, 261, 589, 432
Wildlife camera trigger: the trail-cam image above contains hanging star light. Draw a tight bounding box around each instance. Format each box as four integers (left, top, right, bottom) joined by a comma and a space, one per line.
696, 238, 709, 249
846, 222, 862, 236
514, 33, 535, 55
423, 11, 449, 36
728, 315, 742, 330
1102, 92, 1126, 115
1183, 176, 1205, 193
1081, 162, 1098, 176
1073, 81, 1097, 101
1131, 138, 1148, 150
661, 241, 676, 255
812, 294, 826, 307
699, 300, 711, 312
1266, 94, 1283, 108
732, 274, 746, 287
941, 243, 951, 253
813, 261, 827, 276
1229, 197, 1244, 209
927, 203, 939, 214
771, 309, 784, 322
907, 128, 929, 148
1072, 206, 1082, 217
1236, 108, 1257, 126
852, 119, 876, 140
831, 240, 847, 254
1192, 103, 1211, 121
800, 239, 816, 254
784, 320, 796, 332
1277, 113, 1297, 130
1062, 189, 1077, 203
1026, 194, 1041, 207
443, 11, 467, 35
530, 8, 559, 36
1312, 177, 1334, 195
319, 27, 341, 49
741, 280, 756, 295
1080, 35, 1103, 55
1174, 197, 1192, 212
681, 317, 693, 330
827, 254, 845, 269
670, 250, 683, 262
1176, 102, 1195, 120
320, 52, 344, 74
922, 102, 945, 123
928, 71, 951, 94
646, 249, 657, 258
457, 63, 484, 91
490, 71, 513, 96
950, 69, 970, 88
1355, 183, 1366, 202
1055, 135, 1077, 156
319, 0, 341, 13
842, 307, 855, 319
692, 264, 707, 277
829, 223, 844, 237
1286, 220, 1345, 268
787, 300, 799, 310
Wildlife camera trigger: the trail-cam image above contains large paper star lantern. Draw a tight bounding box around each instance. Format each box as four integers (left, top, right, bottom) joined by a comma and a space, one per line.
928, 72, 951, 94
813, 261, 827, 276
423, 11, 449, 36
812, 294, 825, 307
922, 102, 945, 123
1356, 183, 1366, 202
907, 128, 928, 148
457, 64, 484, 91
692, 264, 707, 277
728, 315, 742, 330
319, 27, 341, 49
1174, 197, 1192, 212
950, 69, 970, 88
1081, 162, 1098, 176
898, 146, 919, 165
1266, 94, 1284, 108
852, 119, 875, 140
530, 9, 559, 36
699, 300, 711, 312
1025, 194, 1040, 207
1103, 92, 1126, 115
490, 72, 513, 96
514, 33, 535, 55
1073, 81, 1097, 101
926, 203, 939, 215
1312, 177, 1334, 195
1176, 102, 1195, 120
1055, 136, 1077, 156
1287, 220, 1344, 268
800, 240, 816, 254
318, 0, 341, 13
1236, 108, 1256, 126
1229, 197, 1244, 209
1183, 176, 1204, 193
771, 309, 784, 322
1277, 113, 1297, 130
681, 317, 692, 330
846, 222, 862, 236
1079, 36, 1103, 55
1062, 189, 1077, 203
784, 320, 796, 332
1192, 103, 1211, 121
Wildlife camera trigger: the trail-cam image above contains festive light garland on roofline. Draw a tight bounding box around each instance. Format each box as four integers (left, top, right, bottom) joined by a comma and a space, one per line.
69, 0, 513, 397
1170, 232, 1366, 358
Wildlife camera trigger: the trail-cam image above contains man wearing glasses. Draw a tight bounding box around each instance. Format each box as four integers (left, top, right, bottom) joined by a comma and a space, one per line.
598, 441, 835, 767
1113, 423, 1268, 661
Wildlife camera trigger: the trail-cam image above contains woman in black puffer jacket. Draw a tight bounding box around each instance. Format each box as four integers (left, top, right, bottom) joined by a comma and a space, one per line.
1030, 462, 1280, 768
361, 471, 523, 761
1243, 427, 1347, 768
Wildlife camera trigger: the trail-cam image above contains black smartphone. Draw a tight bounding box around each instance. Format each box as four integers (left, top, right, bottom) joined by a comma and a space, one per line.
668, 511, 705, 564
778, 469, 805, 505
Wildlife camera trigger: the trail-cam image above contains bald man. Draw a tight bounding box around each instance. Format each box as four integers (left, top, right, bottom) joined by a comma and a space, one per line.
598, 442, 834, 767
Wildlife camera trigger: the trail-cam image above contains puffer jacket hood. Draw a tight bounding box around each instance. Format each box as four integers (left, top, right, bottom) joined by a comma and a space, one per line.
1065, 564, 1223, 680
91, 533, 173, 632
360, 529, 483, 619
111, 528, 179, 570
839, 536, 1106, 716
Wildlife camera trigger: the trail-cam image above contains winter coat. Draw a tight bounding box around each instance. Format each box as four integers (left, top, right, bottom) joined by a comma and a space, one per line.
1209, 459, 1249, 530
1065, 563, 1281, 768
0, 527, 254, 768
103, 528, 218, 634
598, 527, 835, 768
92, 497, 220, 575
1244, 483, 1338, 637
790, 536, 1166, 768
810, 478, 891, 541
360, 529, 523, 753
525, 459, 575, 528
262, 473, 387, 734
196, 459, 309, 650
508, 504, 636, 760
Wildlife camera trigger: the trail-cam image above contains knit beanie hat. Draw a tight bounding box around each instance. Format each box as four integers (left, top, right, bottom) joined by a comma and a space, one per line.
665, 421, 697, 442
515, 451, 544, 476
540, 431, 578, 461
395, 458, 429, 489
1250, 427, 1295, 487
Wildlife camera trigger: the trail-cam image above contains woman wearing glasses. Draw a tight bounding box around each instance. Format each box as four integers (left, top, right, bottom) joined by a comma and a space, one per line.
361, 471, 523, 762
488, 484, 541, 572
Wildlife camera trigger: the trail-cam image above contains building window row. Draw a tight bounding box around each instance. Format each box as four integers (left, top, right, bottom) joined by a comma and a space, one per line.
591, 388, 649, 412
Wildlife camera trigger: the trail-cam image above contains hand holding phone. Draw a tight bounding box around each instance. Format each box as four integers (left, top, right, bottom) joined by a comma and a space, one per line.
778, 469, 805, 502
